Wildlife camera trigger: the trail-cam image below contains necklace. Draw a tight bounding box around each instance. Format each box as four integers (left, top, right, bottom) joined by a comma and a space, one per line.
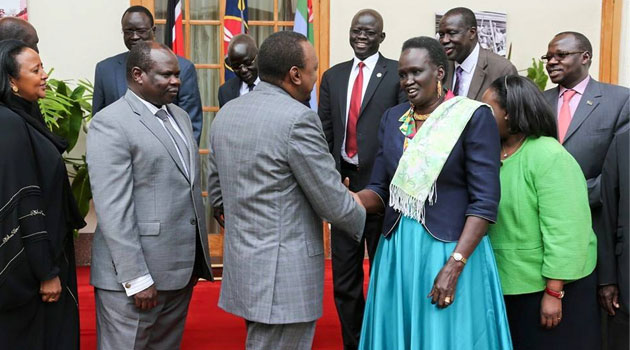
501, 136, 526, 159
413, 112, 430, 121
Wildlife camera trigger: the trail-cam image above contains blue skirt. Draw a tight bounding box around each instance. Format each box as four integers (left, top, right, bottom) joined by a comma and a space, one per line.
359, 216, 513, 350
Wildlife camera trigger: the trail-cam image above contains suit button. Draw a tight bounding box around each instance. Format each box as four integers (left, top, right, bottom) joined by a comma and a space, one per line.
125, 283, 131, 288
190, 218, 197, 225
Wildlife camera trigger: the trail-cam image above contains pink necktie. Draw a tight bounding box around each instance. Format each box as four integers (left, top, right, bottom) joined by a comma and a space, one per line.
346, 62, 365, 158
558, 89, 577, 143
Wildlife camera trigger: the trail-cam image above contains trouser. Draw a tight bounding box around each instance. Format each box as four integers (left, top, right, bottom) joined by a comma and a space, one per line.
245, 319, 317, 350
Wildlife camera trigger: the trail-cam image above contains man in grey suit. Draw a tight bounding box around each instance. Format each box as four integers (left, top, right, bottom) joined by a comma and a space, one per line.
438, 7, 517, 101
87, 41, 212, 350
542, 31, 629, 331
208, 31, 366, 350
92, 6, 203, 143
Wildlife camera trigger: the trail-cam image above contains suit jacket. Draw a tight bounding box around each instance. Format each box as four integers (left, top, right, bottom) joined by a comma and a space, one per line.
445, 48, 518, 101
318, 54, 406, 188
599, 129, 629, 313
87, 90, 212, 292
92, 52, 203, 143
218, 77, 241, 108
366, 102, 501, 241
207, 82, 366, 324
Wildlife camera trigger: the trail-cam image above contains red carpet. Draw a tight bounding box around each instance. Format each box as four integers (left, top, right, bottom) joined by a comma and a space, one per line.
78, 260, 369, 349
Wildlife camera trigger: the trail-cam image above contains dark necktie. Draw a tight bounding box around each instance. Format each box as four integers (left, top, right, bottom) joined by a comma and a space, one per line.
346, 62, 365, 158
155, 109, 190, 175
248, 83, 255, 92
453, 66, 464, 96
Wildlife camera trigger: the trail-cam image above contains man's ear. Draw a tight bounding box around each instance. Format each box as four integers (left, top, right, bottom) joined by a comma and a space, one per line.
131, 67, 144, 85
468, 26, 477, 41
288, 66, 301, 86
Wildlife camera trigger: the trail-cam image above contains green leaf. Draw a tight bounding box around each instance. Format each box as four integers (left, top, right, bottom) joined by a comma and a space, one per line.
71, 165, 92, 218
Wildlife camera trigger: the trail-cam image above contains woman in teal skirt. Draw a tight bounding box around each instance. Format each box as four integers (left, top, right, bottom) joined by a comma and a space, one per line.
355, 37, 512, 350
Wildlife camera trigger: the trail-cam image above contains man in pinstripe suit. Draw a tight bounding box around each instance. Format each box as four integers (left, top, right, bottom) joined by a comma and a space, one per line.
208, 31, 366, 350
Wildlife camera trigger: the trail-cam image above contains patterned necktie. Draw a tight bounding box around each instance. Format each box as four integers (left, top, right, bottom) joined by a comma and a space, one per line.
453, 66, 464, 96
558, 89, 577, 143
155, 109, 190, 174
346, 62, 365, 158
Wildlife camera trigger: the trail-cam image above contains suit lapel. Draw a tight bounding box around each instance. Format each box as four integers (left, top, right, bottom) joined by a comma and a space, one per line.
445, 61, 455, 91
467, 49, 487, 100
338, 60, 353, 129
564, 79, 602, 143
125, 91, 190, 182
167, 105, 196, 183
116, 53, 129, 98
230, 78, 241, 100
360, 55, 388, 115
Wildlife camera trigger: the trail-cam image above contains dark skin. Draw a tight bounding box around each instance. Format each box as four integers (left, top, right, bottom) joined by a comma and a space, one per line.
357, 47, 489, 308
544, 34, 590, 89
227, 36, 258, 86
599, 285, 620, 316
122, 11, 156, 51
437, 13, 478, 64
348, 10, 385, 60
127, 44, 182, 310
482, 87, 564, 329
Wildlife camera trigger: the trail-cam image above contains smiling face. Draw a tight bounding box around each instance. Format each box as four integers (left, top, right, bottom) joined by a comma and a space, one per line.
438, 13, 477, 63
228, 41, 258, 85
135, 48, 181, 106
348, 11, 385, 60
398, 47, 444, 109
545, 34, 590, 88
122, 11, 155, 50
10, 47, 48, 102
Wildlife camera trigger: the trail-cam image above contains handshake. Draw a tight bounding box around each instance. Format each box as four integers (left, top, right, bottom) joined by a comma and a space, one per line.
344, 177, 366, 210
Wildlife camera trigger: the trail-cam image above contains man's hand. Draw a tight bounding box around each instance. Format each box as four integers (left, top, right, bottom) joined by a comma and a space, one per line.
40, 276, 62, 303
213, 206, 225, 227
134, 285, 158, 310
598, 284, 620, 316
343, 177, 365, 208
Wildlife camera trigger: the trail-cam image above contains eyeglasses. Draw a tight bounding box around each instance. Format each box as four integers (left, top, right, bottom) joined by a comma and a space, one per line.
122, 28, 153, 36
225, 56, 257, 71
540, 51, 585, 62
350, 29, 379, 37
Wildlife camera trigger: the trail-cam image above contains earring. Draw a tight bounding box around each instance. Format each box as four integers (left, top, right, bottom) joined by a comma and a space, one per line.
437, 81, 443, 98
11, 85, 18, 93
504, 116, 508, 120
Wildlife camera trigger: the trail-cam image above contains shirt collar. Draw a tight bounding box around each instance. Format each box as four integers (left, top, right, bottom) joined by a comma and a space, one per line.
129, 90, 167, 116
455, 43, 480, 74
241, 76, 261, 90
352, 52, 380, 71
559, 75, 590, 97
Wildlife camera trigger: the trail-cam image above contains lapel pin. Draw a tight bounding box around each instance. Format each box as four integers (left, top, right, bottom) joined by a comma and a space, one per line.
587, 100, 593, 105
376, 72, 382, 78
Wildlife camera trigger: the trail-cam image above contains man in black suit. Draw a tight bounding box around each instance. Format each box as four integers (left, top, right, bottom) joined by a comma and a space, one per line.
318, 9, 405, 350
218, 34, 259, 108
598, 129, 629, 350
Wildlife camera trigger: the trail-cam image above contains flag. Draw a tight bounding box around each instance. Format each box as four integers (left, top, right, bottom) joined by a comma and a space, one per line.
224, 0, 249, 81
294, 0, 317, 111
165, 0, 185, 56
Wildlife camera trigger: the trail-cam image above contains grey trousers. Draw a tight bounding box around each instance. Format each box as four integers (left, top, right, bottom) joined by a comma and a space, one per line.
245, 320, 317, 350
95, 284, 194, 350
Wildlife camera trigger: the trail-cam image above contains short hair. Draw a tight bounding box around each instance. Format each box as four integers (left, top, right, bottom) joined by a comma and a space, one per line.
227, 34, 257, 54
444, 7, 477, 29
126, 41, 171, 81
488, 75, 557, 138
122, 5, 154, 27
257, 31, 308, 84
401, 36, 449, 83
555, 31, 593, 54
0, 39, 30, 103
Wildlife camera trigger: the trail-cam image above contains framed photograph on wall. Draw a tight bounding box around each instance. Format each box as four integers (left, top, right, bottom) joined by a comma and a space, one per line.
0, 0, 27, 19
435, 11, 508, 57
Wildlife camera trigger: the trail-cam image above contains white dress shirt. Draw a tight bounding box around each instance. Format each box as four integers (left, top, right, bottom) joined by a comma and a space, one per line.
342, 52, 380, 164
452, 43, 480, 97
239, 77, 260, 97
122, 91, 191, 296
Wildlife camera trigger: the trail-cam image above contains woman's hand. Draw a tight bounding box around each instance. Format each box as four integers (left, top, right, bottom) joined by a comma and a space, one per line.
428, 259, 464, 308
540, 293, 562, 329
40, 276, 62, 303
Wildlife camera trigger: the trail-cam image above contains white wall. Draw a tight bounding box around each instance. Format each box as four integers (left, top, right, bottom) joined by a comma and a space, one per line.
619, 0, 630, 87
29, 0, 129, 82
330, 0, 603, 85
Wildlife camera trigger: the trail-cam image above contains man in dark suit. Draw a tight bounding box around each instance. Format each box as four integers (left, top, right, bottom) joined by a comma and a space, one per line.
0, 17, 39, 52
218, 34, 259, 108
598, 129, 629, 350
92, 6, 203, 143
318, 9, 405, 350
438, 7, 517, 101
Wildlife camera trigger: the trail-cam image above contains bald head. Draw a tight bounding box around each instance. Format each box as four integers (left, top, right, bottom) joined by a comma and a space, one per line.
0, 17, 39, 52
349, 9, 385, 60
227, 34, 258, 85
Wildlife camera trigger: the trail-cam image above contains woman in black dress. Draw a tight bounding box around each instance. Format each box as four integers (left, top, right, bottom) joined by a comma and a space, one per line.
0, 39, 85, 349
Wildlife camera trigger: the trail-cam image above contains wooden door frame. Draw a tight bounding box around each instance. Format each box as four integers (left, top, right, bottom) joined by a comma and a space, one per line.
599, 0, 623, 84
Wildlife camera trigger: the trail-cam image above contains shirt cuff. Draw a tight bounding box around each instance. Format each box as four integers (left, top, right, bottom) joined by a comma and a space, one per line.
122, 274, 154, 297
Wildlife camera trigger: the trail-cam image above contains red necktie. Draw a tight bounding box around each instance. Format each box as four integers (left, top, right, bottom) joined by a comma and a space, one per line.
346, 62, 365, 158
558, 89, 577, 143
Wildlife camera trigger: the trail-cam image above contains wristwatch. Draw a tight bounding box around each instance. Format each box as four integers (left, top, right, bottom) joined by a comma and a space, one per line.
545, 287, 565, 299
450, 252, 467, 265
